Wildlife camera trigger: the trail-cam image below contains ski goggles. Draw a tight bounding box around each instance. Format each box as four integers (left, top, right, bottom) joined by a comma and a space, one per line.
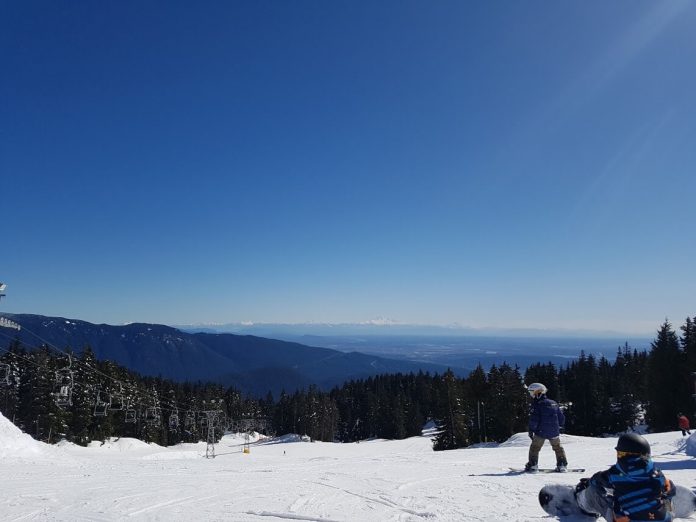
616, 450, 641, 459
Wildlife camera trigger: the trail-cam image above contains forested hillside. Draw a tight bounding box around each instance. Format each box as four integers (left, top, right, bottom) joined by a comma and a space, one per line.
1, 317, 694, 449
0, 314, 452, 396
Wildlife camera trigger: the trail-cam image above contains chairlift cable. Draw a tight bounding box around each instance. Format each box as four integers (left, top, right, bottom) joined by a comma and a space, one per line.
0, 333, 206, 416
0, 325, 208, 414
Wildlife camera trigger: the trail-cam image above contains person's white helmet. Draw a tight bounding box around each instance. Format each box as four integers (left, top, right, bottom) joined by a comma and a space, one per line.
527, 382, 547, 397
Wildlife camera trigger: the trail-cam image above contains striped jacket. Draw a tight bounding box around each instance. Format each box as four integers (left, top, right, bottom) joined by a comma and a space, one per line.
591, 456, 674, 521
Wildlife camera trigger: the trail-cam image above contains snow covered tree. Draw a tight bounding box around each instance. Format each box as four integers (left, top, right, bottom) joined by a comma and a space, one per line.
0, 339, 24, 424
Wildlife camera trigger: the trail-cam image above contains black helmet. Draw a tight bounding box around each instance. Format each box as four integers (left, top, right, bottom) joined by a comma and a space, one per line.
615, 433, 650, 456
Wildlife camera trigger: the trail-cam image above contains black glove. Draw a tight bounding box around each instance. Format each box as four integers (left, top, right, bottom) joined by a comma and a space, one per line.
575, 478, 591, 494
528, 431, 534, 439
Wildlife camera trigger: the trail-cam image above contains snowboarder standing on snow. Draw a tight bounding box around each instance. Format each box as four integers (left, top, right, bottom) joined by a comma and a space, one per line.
587, 433, 675, 522
677, 413, 691, 436
524, 382, 568, 473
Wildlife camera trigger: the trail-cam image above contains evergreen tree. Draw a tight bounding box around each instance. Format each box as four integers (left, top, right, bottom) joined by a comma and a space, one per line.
562, 351, 600, 435
646, 320, 689, 431
610, 344, 642, 431
680, 317, 696, 404
0, 340, 24, 424
432, 370, 469, 451
486, 363, 527, 441
524, 362, 560, 401
464, 365, 489, 442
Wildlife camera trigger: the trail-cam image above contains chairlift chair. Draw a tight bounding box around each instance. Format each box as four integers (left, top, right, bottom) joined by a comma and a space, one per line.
184, 410, 195, 429
124, 407, 137, 423
94, 390, 110, 416
0, 316, 21, 330
169, 410, 179, 430
109, 384, 125, 411
0, 363, 10, 386
53, 369, 74, 408
145, 407, 161, 426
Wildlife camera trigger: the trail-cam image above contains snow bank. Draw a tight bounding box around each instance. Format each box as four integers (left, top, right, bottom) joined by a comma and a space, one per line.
86, 437, 157, 451
265, 433, 310, 444
498, 432, 533, 447
0, 411, 50, 459
686, 432, 696, 457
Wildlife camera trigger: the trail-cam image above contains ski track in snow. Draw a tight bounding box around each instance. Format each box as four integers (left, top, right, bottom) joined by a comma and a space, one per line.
1, 413, 696, 521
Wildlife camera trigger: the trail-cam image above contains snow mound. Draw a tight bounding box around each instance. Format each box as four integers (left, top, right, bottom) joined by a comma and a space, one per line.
222, 431, 262, 442
686, 432, 696, 457
498, 432, 533, 447
271, 433, 311, 443
86, 437, 155, 451
0, 411, 51, 459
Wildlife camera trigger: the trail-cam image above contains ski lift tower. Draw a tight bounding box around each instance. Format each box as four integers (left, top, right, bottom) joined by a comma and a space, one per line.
202, 399, 223, 459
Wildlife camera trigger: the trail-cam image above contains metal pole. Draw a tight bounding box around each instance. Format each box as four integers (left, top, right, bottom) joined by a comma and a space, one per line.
691, 372, 696, 420
477, 402, 481, 443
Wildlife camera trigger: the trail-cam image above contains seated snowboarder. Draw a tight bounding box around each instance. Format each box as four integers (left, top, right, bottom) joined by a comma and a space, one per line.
525, 382, 568, 472
582, 433, 675, 521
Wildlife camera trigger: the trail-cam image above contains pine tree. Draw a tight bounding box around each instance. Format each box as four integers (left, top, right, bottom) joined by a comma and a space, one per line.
610, 344, 642, 431
486, 364, 527, 441
524, 362, 560, 400
432, 370, 469, 451
680, 317, 696, 400
646, 320, 689, 431
0, 340, 24, 424
562, 351, 600, 435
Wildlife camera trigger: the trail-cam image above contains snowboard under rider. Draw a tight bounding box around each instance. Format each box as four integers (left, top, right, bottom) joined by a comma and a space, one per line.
580, 433, 675, 522
524, 382, 568, 473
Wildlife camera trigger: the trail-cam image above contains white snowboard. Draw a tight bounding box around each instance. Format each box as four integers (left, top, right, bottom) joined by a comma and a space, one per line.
539, 482, 696, 521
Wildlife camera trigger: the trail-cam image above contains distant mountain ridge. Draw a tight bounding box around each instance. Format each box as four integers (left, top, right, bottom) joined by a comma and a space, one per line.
176, 320, 646, 338
0, 314, 454, 396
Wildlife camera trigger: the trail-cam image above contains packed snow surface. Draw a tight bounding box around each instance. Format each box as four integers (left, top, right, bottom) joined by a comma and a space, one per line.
1, 412, 695, 521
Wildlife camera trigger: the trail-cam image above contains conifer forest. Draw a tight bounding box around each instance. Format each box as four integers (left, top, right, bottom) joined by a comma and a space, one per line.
1, 317, 695, 451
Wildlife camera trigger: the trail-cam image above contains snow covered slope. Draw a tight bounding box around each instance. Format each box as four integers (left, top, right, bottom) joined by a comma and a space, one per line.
1, 412, 694, 521
0, 412, 69, 462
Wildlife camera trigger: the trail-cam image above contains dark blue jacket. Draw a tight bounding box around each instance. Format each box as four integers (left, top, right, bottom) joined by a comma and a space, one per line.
529, 396, 564, 439
591, 456, 674, 521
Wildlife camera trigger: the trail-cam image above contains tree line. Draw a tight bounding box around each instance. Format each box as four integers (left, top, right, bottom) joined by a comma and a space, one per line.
1, 318, 694, 450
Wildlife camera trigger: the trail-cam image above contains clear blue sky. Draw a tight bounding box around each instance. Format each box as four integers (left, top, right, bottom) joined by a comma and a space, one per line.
2, 1, 695, 334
